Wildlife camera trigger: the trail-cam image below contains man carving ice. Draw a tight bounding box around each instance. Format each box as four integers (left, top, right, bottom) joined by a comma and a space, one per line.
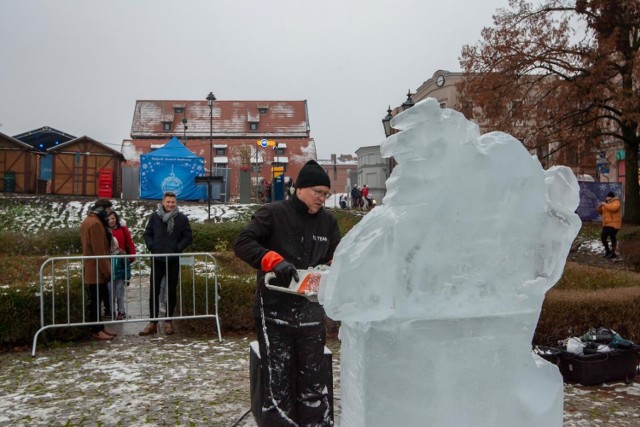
319, 99, 581, 427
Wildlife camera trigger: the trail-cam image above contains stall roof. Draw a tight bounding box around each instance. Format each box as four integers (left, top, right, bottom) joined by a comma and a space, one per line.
13, 126, 76, 152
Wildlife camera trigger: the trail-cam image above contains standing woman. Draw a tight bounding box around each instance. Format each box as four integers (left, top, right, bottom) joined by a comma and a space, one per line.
80, 198, 118, 340
107, 210, 136, 319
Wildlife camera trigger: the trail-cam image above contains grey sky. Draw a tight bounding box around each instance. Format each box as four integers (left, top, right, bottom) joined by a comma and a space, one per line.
0, 0, 508, 159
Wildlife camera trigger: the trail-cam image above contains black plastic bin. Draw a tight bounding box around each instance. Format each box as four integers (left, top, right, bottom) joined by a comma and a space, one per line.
533, 345, 562, 364
2, 171, 16, 192
558, 349, 639, 386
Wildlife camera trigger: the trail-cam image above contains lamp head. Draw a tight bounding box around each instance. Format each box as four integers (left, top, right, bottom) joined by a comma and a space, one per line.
206, 92, 216, 107
382, 106, 393, 137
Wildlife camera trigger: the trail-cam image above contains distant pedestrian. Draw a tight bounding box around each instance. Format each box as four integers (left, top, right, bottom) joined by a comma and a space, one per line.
80, 198, 118, 340
351, 184, 361, 209
140, 191, 193, 336
264, 179, 272, 203
285, 176, 294, 200
597, 191, 622, 259
362, 184, 370, 209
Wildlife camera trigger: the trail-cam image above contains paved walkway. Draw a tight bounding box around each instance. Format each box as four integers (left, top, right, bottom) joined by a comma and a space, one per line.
1, 326, 639, 426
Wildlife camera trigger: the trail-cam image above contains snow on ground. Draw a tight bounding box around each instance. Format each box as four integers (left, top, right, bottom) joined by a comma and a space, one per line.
1, 331, 640, 426
580, 239, 606, 255
1, 195, 347, 236
2, 196, 639, 426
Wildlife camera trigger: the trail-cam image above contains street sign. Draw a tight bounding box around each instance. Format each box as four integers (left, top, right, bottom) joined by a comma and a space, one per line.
256, 139, 276, 147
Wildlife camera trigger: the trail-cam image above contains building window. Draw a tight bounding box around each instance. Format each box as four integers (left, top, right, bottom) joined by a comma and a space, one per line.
215, 163, 228, 169
258, 107, 268, 114
163, 122, 171, 131
275, 147, 285, 156
249, 122, 258, 131
215, 148, 226, 156
174, 107, 184, 113
439, 102, 446, 109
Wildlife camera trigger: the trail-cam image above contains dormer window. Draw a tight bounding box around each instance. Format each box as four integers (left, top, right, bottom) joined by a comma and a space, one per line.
163, 122, 171, 131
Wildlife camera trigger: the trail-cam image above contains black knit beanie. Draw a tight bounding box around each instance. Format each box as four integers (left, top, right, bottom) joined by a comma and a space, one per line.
296, 160, 331, 189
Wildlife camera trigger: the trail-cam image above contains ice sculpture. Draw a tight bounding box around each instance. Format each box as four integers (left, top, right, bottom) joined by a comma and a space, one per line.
318, 98, 580, 427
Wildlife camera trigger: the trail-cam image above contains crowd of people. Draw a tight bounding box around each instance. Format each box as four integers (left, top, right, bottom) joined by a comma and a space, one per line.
80, 191, 192, 340
350, 184, 374, 210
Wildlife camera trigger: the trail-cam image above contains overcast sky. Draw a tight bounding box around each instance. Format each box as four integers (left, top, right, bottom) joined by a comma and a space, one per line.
0, 0, 508, 159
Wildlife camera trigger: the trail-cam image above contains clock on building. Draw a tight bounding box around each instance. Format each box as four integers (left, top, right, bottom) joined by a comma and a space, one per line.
436, 75, 445, 87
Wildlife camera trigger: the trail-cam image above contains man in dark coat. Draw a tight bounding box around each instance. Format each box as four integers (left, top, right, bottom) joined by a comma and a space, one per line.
80, 198, 118, 340
139, 191, 192, 336
350, 184, 361, 209
234, 160, 341, 426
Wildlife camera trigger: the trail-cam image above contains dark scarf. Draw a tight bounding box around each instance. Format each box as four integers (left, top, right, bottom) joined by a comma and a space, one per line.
89, 205, 112, 245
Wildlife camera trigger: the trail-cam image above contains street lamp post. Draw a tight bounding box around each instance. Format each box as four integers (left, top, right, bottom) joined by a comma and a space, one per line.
206, 91, 216, 220
382, 106, 395, 179
401, 89, 415, 111
182, 118, 188, 143
383, 91, 415, 179
382, 106, 393, 138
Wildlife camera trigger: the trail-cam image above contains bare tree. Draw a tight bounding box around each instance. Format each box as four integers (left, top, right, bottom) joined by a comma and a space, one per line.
458, 0, 640, 223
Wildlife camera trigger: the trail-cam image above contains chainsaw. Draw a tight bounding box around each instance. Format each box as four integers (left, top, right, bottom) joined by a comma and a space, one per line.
264, 265, 330, 302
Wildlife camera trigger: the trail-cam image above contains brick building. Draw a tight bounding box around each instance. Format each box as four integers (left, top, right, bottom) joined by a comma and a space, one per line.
126, 99, 318, 201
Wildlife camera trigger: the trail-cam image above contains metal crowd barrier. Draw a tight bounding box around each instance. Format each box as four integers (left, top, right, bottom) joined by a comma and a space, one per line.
32, 252, 221, 356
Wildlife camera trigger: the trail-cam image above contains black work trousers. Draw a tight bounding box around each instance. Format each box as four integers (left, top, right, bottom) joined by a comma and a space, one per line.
255, 315, 332, 427
601, 226, 619, 253
88, 283, 108, 333
150, 259, 179, 323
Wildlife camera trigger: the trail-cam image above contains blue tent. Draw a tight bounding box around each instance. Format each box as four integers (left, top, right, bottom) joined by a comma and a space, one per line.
140, 137, 207, 200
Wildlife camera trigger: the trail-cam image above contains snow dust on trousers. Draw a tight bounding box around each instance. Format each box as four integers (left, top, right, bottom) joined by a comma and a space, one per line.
255, 298, 332, 427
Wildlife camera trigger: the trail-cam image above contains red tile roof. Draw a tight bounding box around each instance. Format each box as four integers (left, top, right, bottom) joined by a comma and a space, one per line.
131, 100, 310, 138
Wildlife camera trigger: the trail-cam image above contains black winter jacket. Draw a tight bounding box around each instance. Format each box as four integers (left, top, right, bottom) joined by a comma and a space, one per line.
143, 211, 192, 262
234, 194, 341, 321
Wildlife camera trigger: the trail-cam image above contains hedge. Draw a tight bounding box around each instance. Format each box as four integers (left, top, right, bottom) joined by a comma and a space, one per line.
535, 287, 640, 345
3, 210, 640, 350
0, 272, 258, 348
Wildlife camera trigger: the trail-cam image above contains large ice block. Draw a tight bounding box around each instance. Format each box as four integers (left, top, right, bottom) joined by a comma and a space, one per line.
318, 98, 581, 427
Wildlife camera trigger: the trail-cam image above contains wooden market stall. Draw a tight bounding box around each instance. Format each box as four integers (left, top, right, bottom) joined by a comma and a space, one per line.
0, 132, 41, 193
48, 136, 125, 197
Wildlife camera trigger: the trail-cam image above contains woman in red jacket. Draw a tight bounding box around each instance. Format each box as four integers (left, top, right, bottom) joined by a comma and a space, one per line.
107, 211, 136, 319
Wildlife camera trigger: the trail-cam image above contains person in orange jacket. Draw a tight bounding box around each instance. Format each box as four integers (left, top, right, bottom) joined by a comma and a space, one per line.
597, 191, 622, 259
